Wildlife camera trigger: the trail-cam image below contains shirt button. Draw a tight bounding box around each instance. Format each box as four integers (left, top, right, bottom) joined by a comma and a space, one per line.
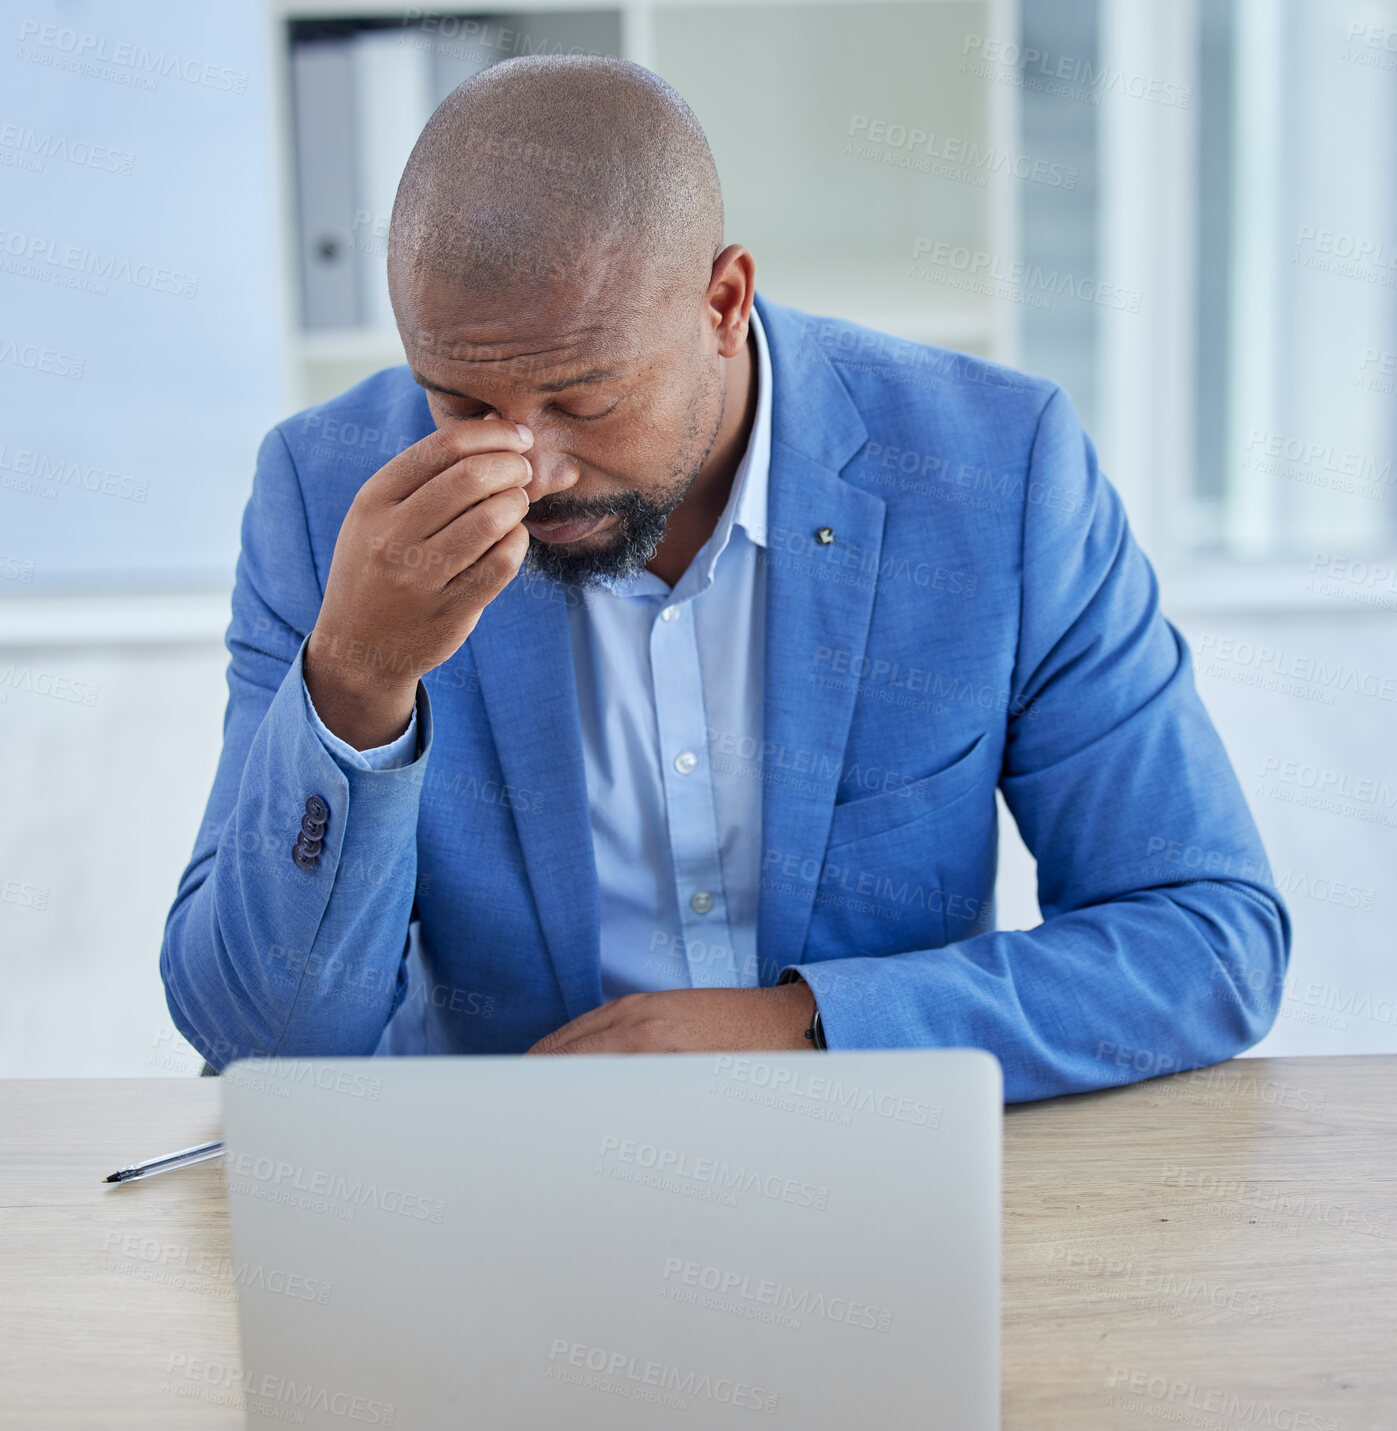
660, 605, 681, 622
673, 751, 698, 775
690, 891, 714, 914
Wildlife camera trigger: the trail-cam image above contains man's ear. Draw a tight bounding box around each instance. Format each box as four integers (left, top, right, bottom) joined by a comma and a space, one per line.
706, 244, 756, 359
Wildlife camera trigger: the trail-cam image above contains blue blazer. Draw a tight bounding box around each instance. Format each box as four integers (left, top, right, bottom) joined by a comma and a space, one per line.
161, 295, 1288, 1101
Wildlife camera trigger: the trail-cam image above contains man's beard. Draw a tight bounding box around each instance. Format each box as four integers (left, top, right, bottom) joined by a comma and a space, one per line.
522, 371, 726, 589
521, 482, 685, 588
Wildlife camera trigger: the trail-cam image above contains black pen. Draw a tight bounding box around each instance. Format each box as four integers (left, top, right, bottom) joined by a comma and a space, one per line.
103, 1139, 225, 1184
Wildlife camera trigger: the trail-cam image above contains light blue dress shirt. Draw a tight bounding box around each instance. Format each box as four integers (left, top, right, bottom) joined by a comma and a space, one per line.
304, 306, 773, 1003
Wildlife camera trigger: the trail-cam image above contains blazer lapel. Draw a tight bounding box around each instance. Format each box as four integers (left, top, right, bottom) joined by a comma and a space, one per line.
755, 299, 884, 976
468, 574, 603, 1020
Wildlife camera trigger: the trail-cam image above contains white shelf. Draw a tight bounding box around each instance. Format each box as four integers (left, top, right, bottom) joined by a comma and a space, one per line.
4, 559, 1392, 653
278, 0, 1020, 397
297, 327, 405, 363
275, 0, 623, 16
296, 303, 989, 361
762, 292, 994, 351
272, 0, 975, 16
1159, 560, 1397, 617
0, 594, 233, 647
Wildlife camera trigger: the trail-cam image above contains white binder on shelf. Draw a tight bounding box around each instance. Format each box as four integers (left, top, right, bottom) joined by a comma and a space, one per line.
291, 38, 358, 330
351, 29, 434, 332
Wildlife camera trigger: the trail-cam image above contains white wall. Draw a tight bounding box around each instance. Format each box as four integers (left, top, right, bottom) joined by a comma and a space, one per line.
996, 605, 1397, 1059
2, 0, 289, 591
0, 633, 229, 1077
1175, 609, 1396, 1056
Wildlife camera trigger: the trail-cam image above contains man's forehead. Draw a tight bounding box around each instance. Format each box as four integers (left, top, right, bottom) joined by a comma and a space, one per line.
412, 358, 629, 400
395, 260, 680, 389
402, 312, 665, 395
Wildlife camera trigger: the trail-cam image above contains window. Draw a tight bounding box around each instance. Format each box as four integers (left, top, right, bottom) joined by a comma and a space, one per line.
1016, 0, 1397, 572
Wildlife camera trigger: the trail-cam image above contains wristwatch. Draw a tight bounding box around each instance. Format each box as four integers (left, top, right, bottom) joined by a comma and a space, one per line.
779, 968, 827, 1049
803, 1007, 828, 1050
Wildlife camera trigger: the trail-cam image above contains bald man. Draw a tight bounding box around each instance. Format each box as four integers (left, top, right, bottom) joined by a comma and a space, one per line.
161, 57, 1287, 1100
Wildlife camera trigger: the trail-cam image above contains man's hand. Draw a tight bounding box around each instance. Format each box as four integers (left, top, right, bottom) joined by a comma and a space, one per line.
525, 982, 819, 1056
304, 416, 554, 750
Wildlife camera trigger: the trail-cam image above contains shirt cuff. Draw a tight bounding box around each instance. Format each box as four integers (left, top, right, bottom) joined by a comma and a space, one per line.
301, 676, 419, 772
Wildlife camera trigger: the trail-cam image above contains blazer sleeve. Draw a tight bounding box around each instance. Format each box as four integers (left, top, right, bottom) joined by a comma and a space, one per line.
793, 387, 1291, 1102
160, 427, 434, 1069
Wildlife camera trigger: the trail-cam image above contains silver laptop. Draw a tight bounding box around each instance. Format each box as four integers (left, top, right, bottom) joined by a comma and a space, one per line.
221, 1049, 1001, 1429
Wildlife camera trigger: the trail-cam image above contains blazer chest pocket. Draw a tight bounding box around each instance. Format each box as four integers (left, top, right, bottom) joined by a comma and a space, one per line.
805, 734, 994, 961
824, 733, 991, 852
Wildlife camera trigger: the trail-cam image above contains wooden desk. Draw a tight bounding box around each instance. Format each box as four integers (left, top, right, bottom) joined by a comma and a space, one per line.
2, 1057, 1393, 1429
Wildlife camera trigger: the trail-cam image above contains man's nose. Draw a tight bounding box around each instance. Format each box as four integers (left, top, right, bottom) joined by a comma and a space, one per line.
519, 436, 580, 505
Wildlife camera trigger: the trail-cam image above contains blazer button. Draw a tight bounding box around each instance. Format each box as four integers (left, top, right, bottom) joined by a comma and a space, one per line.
305, 794, 329, 823
292, 841, 319, 871
301, 812, 327, 839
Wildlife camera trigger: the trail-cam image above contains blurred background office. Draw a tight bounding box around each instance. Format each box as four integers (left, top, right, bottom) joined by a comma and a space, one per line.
2, 0, 1393, 1076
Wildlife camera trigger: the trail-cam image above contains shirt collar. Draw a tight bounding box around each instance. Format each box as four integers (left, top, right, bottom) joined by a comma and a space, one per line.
725, 302, 771, 552
657, 302, 771, 601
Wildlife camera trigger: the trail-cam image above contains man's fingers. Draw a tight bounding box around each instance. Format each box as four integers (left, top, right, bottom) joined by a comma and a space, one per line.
528, 1033, 576, 1056
526, 1025, 590, 1056
525, 990, 801, 1058
550, 1032, 621, 1055
525, 999, 628, 1055
430, 487, 531, 583
407, 448, 534, 540
443, 523, 531, 606
530, 1030, 632, 1056
368, 416, 533, 504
